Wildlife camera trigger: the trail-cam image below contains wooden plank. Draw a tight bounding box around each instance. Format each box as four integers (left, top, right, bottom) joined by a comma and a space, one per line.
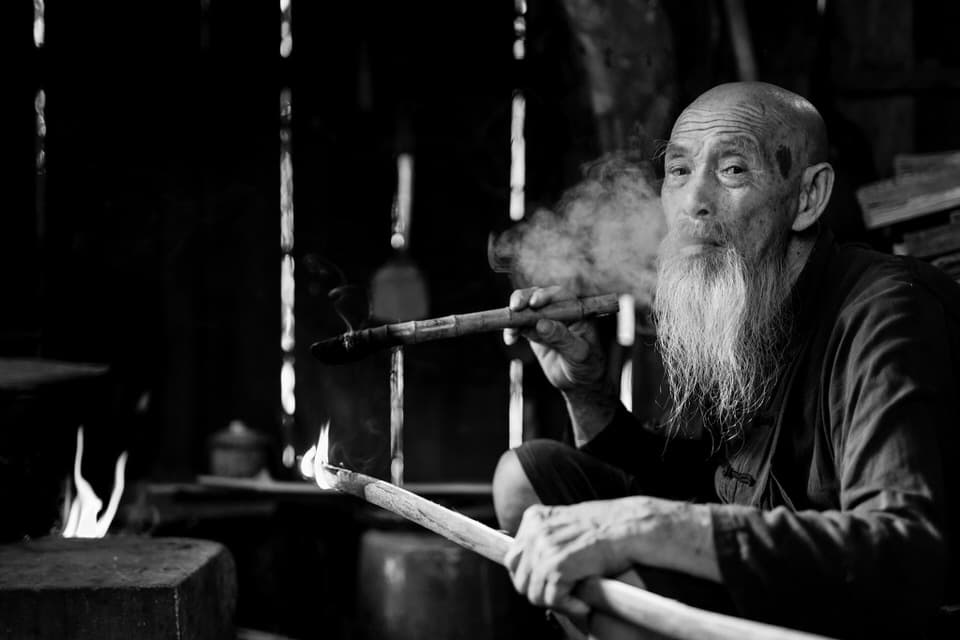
894, 150, 960, 175
0, 537, 236, 640
931, 251, 960, 277
0, 358, 108, 391
855, 168, 960, 229
900, 218, 960, 257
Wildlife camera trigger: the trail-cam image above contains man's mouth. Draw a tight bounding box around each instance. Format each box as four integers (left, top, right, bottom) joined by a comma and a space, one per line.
674, 235, 724, 251
660, 222, 731, 260
672, 243, 719, 259
670, 223, 727, 247
660, 234, 729, 263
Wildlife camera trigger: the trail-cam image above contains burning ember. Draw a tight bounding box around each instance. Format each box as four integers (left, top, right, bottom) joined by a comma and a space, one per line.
62, 427, 128, 538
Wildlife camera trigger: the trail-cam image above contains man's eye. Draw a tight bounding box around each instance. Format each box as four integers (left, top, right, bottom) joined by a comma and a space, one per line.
667, 165, 690, 177
720, 165, 746, 175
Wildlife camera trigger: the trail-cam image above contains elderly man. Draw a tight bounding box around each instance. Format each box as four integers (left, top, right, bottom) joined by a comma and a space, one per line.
494, 81, 960, 638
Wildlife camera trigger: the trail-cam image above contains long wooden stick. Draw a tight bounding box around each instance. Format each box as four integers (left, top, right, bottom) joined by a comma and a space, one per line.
320, 464, 832, 640
309, 293, 619, 364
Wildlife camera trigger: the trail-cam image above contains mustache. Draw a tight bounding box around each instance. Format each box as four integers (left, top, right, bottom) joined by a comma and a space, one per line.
663, 218, 733, 249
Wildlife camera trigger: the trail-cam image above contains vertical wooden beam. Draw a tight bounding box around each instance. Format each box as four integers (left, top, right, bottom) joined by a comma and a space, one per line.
508, 0, 528, 450
723, 0, 758, 81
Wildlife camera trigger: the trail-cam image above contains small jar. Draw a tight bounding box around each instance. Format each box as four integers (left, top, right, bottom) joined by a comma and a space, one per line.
207, 420, 269, 477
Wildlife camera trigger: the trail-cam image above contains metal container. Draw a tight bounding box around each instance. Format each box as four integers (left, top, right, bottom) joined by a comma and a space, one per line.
355, 502, 546, 640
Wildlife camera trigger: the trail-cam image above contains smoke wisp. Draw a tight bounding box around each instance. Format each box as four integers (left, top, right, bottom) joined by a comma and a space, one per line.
493, 154, 666, 305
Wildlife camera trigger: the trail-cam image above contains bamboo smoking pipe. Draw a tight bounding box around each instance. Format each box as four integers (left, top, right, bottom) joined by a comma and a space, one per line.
310, 293, 619, 364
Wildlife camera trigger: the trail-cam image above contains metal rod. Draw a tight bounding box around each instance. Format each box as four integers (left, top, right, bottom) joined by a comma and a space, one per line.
310, 293, 620, 364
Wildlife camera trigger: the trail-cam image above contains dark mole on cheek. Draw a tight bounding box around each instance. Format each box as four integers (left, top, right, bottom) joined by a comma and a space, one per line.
775, 145, 792, 179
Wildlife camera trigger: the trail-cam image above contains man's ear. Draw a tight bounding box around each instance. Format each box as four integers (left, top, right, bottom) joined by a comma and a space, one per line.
792, 162, 835, 232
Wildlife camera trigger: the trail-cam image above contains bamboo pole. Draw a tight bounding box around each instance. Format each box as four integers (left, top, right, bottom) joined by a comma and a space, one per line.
310, 293, 620, 364
319, 464, 833, 640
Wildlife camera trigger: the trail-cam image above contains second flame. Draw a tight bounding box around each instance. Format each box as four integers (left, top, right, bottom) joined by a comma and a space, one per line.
300, 421, 335, 489
62, 427, 128, 538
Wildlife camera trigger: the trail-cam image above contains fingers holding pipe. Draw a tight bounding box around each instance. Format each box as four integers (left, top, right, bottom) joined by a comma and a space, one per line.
523, 320, 605, 391
506, 287, 605, 392
506, 286, 576, 347
527, 319, 590, 363
509, 285, 575, 312
509, 288, 534, 312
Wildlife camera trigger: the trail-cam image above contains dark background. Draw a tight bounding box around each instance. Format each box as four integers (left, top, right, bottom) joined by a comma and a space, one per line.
6, 0, 960, 488
2, 1, 960, 634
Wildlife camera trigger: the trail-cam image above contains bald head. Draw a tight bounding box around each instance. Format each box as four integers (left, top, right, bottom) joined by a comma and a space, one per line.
674, 82, 828, 179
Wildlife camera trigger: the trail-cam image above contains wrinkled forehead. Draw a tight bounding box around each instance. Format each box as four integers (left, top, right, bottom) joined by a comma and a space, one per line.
670, 99, 789, 149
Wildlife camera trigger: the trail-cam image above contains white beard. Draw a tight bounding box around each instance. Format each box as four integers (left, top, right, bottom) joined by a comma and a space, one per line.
654, 234, 792, 443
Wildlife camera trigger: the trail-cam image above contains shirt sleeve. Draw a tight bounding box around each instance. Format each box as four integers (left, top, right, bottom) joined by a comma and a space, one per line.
711, 276, 951, 638
581, 404, 717, 502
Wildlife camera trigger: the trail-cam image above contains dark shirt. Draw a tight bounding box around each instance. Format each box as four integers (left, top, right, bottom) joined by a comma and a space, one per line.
584, 229, 960, 638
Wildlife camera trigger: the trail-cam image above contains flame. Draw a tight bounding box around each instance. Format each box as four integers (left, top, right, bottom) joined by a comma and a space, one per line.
312, 421, 336, 489
62, 427, 128, 538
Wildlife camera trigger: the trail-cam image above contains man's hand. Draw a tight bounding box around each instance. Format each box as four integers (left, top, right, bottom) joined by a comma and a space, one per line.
508, 286, 617, 445
504, 497, 722, 618
507, 286, 606, 391
504, 502, 631, 620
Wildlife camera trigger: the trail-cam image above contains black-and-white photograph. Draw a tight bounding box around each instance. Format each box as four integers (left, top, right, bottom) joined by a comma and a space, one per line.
2, 1, 960, 639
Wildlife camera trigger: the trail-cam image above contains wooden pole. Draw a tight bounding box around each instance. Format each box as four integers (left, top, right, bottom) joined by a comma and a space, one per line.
723, 0, 758, 82
320, 464, 834, 640
310, 293, 620, 364
389, 346, 404, 486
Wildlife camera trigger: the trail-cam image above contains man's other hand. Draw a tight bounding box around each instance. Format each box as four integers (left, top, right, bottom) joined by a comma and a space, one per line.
507, 286, 606, 391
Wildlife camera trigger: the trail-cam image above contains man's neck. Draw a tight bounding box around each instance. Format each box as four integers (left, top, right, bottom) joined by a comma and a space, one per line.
785, 234, 817, 288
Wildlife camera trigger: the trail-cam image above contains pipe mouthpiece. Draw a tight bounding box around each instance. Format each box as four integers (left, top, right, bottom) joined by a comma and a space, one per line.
309, 335, 368, 364
310, 327, 400, 364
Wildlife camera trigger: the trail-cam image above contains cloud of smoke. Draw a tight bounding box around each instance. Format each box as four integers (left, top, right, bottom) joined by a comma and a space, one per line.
492, 154, 666, 306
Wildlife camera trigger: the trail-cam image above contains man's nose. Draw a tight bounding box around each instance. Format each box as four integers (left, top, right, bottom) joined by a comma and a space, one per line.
681, 170, 715, 219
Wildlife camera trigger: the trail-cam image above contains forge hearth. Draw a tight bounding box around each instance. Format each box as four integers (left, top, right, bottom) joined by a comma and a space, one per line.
0, 357, 114, 543
0, 536, 236, 639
